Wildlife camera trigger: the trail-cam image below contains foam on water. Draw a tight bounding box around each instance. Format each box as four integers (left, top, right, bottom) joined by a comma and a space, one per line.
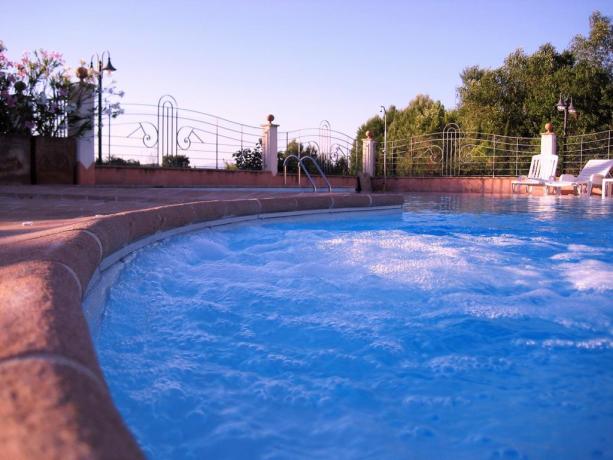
94, 195, 613, 460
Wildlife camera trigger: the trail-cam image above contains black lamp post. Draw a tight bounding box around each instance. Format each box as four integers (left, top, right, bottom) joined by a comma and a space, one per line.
556, 94, 577, 172
90, 52, 117, 163
556, 95, 576, 137
380, 105, 387, 187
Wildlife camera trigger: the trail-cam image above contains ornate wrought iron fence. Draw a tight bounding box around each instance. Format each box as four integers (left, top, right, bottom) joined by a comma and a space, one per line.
98, 97, 356, 173
562, 130, 612, 175
98, 95, 263, 169
376, 124, 612, 178
277, 121, 355, 176
99, 103, 610, 177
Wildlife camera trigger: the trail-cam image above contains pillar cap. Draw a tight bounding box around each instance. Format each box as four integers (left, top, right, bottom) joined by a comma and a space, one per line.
543, 122, 555, 135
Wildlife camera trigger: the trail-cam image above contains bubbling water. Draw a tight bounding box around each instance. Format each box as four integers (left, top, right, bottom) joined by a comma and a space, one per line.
95, 195, 613, 460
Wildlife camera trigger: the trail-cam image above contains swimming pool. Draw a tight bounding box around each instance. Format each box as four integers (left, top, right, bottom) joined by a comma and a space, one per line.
93, 194, 613, 460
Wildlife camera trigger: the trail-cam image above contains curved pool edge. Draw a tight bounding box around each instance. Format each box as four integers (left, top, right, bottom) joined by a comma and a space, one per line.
0, 192, 404, 460
84, 205, 402, 335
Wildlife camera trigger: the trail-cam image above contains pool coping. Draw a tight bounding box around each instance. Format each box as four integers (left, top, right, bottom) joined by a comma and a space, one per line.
0, 192, 404, 459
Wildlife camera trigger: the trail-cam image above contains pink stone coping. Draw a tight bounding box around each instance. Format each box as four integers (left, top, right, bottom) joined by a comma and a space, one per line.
0, 192, 404, 459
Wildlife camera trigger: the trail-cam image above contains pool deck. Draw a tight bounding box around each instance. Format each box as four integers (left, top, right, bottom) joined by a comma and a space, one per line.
0, 185, 404, 460
0, 185, 355, 240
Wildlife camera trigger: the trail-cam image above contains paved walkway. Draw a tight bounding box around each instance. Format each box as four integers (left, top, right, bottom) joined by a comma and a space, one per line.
0, 185, 332, 242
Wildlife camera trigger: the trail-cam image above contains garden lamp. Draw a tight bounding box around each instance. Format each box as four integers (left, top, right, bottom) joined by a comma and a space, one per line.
91, 51, 117, 162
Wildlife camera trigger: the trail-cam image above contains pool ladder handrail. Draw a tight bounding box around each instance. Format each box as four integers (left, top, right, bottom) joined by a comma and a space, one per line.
283, 155, 332, 192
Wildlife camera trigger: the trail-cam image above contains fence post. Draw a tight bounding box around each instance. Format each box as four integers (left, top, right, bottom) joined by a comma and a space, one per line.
215, 119, 219, 169
492, 136, 496, 177
69, 82, 96, 185
410, 137, 413, 176
261, 114, 279, 175
515, 138, 519, 176
362, 131, 376, 175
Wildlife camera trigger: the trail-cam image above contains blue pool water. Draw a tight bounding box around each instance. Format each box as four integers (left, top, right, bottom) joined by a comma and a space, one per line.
94, 194, 613, 460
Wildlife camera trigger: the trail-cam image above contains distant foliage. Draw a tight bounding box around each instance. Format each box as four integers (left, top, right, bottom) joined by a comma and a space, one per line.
278, 140, 317, 173
99, 156, 141, 166
276, 139, 349, 176
233, 140, 262, 170
353, 11, 613, 140
350, 105, 396, 173
162, 154, 190, 168
387, 95, 447, 141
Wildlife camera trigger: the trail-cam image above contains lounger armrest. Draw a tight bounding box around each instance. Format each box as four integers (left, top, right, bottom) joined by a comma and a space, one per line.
559, 174, 576, 182
590, 173, 604, 185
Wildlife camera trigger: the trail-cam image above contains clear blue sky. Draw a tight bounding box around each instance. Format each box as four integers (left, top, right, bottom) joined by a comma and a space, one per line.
1, 0, 611, 136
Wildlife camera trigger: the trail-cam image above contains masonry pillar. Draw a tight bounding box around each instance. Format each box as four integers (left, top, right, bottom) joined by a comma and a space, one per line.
362, 130, 376, 176
261, 114, 279, 175
69, 79, 96, 185
541, 122, 557, 156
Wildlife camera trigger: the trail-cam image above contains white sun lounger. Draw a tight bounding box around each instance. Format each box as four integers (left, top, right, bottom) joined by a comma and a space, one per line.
545, 159, 613, 196
511, 154, 558, 193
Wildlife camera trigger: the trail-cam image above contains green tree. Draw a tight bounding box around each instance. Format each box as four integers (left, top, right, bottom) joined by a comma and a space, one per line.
354, 105, 397, 146
278, 140, 319, 173
387, 95, 446, 142
456, 11, 612, 136
351, 105, 397, 173
350, 11, 612, 177
571, 11, 613, 73
233, 140, 262, 170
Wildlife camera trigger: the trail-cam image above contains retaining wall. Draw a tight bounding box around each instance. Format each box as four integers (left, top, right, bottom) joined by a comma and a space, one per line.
372, 176, 516, 194
95, 166, 357, 189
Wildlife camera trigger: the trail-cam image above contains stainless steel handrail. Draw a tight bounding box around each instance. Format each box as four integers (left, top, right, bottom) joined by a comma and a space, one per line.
283, 155, 333, 192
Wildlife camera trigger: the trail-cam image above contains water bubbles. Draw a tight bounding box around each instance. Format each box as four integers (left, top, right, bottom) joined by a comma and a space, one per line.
96, 195, 613, 460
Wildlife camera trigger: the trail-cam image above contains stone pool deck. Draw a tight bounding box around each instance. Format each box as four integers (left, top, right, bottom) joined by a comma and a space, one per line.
0, 185, 404, 459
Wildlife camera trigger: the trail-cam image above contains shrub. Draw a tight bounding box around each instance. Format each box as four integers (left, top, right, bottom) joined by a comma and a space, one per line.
162, 154, 190, 168
233, 141, 262, 170
98, 156, 141, 166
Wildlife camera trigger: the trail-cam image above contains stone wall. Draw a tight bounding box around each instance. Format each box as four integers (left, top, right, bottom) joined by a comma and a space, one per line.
0, 135, 76, 185
372, 176, 516, 194
95, 165, 357, 189
0, 136, 32, 184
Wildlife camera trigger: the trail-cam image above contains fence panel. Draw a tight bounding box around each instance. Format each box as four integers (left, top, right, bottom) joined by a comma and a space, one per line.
97, 96, 263, 169
376, 124, 612, 178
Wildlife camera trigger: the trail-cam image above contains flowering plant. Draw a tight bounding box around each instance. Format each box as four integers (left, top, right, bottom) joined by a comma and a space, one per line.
0, 41, 102, 137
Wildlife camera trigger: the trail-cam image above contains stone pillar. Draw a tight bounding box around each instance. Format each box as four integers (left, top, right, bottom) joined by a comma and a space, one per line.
69, 81, 96, 185
261, 114, 278, 175
541, 122, 557, 156
362, 130, 376, 175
